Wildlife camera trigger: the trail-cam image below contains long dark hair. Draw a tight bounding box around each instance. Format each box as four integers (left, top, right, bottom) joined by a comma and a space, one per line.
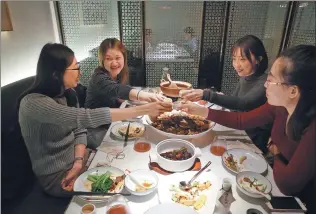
98, 38, 128, 84
281, 45, 316, 141
232, 35, 268, 75
22, 43, 75, 98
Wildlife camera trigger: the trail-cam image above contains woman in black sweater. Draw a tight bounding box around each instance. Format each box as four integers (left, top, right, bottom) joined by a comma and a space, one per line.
85, 38, 163, 109
181, 35, 272, 153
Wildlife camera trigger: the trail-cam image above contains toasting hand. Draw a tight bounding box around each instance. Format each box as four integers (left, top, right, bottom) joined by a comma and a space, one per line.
138, 91, 166, 102
179, 89, 203, 102
178, 101, 209, 118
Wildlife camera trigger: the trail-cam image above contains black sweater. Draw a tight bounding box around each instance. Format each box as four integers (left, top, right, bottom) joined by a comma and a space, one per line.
203, 72, 272, 153
85, 67, 132, 109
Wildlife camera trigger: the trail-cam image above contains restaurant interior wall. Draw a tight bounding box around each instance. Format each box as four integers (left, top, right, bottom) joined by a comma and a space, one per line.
288, 2, 316, 47
57, 1, 315, 91
1, 1, 59, 86
58, 1, 120, 86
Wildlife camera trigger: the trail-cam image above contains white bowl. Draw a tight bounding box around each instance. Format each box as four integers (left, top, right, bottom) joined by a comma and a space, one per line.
125, 169, 158, 196
144, 111, 215, 140
150, 139, 201, 172
236, 171, 272, 199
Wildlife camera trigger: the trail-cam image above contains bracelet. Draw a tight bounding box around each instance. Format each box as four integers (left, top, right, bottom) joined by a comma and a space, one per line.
136, 90, 142, 100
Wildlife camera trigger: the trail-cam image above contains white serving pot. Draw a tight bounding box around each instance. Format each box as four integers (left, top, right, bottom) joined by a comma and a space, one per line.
150, 139, 202, 172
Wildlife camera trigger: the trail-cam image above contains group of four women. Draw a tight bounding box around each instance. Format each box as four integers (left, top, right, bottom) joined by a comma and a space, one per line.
18, 36, 315, 213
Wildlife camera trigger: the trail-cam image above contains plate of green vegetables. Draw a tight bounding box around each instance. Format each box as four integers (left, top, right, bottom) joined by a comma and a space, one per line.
74, 166, 125, 202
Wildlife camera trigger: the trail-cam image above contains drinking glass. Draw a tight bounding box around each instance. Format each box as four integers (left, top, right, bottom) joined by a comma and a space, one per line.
210, 137, 227, 156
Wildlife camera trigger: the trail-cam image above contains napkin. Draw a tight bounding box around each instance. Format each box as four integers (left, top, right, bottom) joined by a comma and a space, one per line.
226, 140, 263, 154
97, 138, 124, 154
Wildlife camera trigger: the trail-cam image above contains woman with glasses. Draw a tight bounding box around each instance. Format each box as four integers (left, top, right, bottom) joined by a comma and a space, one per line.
179, 45, 316, 213
181, 35, 272, 154
85, 38, 164, 109
18, 43, 172, 197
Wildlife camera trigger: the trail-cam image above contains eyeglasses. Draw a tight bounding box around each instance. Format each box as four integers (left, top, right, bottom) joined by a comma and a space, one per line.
265, 79, 289, 86
66, 67, 80, 72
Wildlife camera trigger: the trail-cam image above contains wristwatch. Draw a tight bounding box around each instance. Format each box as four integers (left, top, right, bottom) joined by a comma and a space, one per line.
74, 157, 84, 162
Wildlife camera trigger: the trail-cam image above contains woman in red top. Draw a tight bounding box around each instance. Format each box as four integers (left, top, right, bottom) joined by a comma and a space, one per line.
180, 45, 316, 213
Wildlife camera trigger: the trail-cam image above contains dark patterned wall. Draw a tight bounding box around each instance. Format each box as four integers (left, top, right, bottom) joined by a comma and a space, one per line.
58, 1, 120, 86
119, 1, 145, 86
221, 1, 287, 95
199, 1, 226, 89
288, 2, 316, 47
144, 2, 204, 88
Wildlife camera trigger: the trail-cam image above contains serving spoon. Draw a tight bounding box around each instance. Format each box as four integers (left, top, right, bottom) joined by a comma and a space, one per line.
166, 73, 178, 89
179, 161, 212, 191
240, 183, 271, 200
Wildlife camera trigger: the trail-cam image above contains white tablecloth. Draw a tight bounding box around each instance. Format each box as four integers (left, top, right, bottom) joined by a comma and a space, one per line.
65, 103, 291, 214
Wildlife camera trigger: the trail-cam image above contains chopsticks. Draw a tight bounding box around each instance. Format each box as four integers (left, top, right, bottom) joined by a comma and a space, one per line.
124, 122, 131, 147
66, 191, 131, 196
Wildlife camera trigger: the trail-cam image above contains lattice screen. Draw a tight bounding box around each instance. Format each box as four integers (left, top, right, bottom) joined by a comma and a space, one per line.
199, 2, 226, 89
221, 1, 287, 95
58, 1, 120, 86
120, 1, 145, 86
144, 1, 204, 88
288, 2, 316, 47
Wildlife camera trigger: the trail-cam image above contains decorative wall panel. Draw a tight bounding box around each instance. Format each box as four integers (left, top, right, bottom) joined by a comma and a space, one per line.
144, 1, 204, 88
199, 1, 226, 89
119, 1, 145, 86
58, 1, 120, 86
288, 2, 316, 47
221, 1, 287, 95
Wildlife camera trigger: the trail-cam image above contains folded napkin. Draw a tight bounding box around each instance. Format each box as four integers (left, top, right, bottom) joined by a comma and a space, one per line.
97, 138, 124, 154
226, 140, 263, 154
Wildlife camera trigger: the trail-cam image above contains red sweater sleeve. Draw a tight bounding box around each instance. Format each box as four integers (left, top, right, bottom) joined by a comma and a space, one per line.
273, 121, 316, 195
207, 102, 275, 130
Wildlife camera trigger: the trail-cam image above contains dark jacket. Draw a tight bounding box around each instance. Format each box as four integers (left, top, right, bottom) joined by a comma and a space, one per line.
203, 72, 272, 153
85, 67, 132, 108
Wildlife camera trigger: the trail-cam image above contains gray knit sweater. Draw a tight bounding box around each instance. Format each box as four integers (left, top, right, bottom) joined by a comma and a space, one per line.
19, 93, 112, 176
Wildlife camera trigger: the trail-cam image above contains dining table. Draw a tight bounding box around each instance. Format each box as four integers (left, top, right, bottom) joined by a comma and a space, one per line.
64, 101, 298, 214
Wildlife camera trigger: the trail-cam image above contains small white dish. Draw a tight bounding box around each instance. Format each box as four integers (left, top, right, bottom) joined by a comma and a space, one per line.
236, 171, 272, 199
111, 121, 145, 140
222, 148, 268, 174
125, 169, 158, 196
145, 203, 198, 214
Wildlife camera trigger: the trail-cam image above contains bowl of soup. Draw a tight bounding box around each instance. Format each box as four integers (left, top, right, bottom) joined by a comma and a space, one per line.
160, 81, 192, 97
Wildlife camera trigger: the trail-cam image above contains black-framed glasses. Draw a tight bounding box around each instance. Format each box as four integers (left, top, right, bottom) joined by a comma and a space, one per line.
265, 79, 289, 86
66, 66, 81, 72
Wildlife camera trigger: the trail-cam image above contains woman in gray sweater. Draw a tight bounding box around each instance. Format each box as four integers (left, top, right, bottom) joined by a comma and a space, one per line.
181, 35, 272, 153
18, 43, 172, 197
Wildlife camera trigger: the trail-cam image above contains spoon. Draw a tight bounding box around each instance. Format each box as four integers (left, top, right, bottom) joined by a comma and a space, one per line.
240, 183, 271, 200
166, 73, 178, 89
125, 169, 150, 190
179, 161, 212, 191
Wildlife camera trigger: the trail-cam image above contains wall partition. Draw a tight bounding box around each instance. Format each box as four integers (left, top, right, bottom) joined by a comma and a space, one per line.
58, 1, 120, 86
57, 1, 315, 90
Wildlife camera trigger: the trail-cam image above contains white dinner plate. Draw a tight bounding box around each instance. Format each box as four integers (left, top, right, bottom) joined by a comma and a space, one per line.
73, 166, 125, 203
157, 171, 220, 214
222, 148, 268, 174
111, 121, 145, 140
236, 171, 272, 199
145, 203, 198, 214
